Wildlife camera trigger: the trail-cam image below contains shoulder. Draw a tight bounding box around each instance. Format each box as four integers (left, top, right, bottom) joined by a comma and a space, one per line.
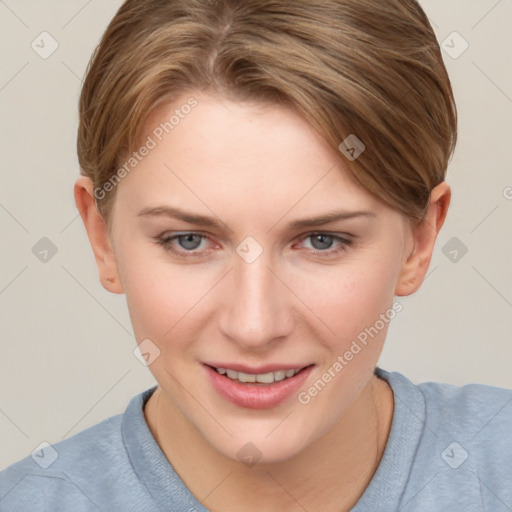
417, 377, 512, 441
381, 367, 512, 437
0, 388, 158, 512
381, 369, 512, 509
0, 414, 123, 511
2, 411, 124, 469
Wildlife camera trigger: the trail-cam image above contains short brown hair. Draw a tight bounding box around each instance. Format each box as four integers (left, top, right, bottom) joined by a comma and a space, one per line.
77, 0, 457, 230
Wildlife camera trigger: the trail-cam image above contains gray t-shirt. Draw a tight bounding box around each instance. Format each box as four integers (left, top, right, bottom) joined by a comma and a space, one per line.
1, 367, 511, 511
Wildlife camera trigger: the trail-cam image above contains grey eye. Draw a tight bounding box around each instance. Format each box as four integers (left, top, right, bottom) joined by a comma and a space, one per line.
309, 234, 335, 250
177, 234, 203, 250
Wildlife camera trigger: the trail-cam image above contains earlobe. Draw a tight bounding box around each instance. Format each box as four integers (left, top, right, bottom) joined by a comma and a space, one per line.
395, 182, 451, 296
73, 176, 124, 294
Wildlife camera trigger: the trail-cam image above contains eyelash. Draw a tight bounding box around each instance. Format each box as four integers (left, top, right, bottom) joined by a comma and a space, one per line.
153, 231, 353, 259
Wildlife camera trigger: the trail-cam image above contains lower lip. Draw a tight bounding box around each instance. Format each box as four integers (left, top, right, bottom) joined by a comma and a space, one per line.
204, 364, 314, 409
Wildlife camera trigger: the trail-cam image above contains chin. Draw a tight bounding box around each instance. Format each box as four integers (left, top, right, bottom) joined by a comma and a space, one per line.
209, 423, 316, 467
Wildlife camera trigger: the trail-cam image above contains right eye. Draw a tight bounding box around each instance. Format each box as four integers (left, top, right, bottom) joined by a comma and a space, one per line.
154, 232, 213, 258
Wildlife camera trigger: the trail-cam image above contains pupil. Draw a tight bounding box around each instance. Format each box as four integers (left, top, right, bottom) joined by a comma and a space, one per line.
311, 234, 332, 250
179, 234, 201, 250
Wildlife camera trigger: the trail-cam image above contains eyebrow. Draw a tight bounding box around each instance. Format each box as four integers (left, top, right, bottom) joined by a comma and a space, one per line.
137, 205, 376, 231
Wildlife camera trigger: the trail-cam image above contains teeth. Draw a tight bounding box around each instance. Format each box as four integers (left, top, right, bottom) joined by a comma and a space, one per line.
215, 367, 302, 383
256, 372, 274, 384
238, 372, 256, 383
226, 369, 238, 379
273, 370, 286, 382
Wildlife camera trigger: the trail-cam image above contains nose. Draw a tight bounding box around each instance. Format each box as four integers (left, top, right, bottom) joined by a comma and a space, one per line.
217, 250, 295, 350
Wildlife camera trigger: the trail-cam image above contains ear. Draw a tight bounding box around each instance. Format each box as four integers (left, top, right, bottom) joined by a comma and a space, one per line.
395, 181, 451, 296
74, 176, 124, 294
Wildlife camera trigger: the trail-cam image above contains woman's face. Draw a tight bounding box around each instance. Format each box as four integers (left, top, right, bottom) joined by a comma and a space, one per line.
108, 91, 413, 463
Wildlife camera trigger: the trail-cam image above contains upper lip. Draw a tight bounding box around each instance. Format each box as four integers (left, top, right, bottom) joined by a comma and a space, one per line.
203, 362, 313, 374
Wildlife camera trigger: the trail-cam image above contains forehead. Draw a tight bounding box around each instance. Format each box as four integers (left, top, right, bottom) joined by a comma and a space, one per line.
139, 92, 336, 171
114, 92, 383, 223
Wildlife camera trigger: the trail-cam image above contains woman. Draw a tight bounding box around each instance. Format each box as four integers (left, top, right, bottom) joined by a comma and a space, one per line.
1, 0, 511, 510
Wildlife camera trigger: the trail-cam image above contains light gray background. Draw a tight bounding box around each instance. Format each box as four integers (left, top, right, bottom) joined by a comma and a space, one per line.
1, 0, 511, 469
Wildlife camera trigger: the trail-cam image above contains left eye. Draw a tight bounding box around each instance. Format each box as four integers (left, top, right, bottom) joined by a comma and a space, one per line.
171, 233, 204, 251
303, 233, 339, 251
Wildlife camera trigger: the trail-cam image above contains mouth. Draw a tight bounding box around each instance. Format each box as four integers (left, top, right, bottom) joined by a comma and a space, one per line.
207, 365, 307, 384
203, 363, 315, 409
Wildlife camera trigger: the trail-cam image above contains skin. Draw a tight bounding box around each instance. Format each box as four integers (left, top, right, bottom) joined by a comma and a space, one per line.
74, 91, 450, 511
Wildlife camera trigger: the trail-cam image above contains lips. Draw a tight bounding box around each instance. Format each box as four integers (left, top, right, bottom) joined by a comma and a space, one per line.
208, 365, 303, 384
203, 362, 314, 409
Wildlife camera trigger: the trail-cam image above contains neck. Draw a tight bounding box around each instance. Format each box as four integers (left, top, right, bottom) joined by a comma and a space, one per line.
144, 374, 394, 512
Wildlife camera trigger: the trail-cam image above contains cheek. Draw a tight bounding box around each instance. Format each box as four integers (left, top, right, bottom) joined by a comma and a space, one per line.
120, 246, 210, 343
293, 253, 401, 347
292, 253, 401, 426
